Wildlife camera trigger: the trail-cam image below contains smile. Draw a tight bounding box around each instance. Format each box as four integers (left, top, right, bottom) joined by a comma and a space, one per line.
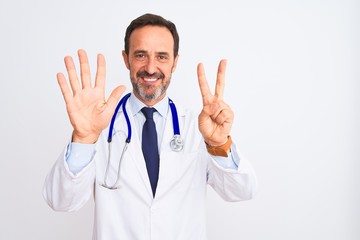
137, 70, 165, 82
143, 77, 159, 82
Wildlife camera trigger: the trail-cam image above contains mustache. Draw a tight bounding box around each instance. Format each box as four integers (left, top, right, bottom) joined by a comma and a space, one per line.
136, 71, 165, 79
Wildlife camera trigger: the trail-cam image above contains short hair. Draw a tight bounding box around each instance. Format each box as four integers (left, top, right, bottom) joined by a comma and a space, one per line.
124, 13, 179, 57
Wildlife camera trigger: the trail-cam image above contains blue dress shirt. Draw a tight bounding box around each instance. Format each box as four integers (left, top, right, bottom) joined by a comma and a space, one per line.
66, 94, 240, 175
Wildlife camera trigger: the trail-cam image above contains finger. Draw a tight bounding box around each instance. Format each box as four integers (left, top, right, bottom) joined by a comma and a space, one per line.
94, 53, 106, 89
56, 72, 73, 105
202, 101, 232, 120
198, 110, 211, 127
106, 85, 126, 109
78, 49, 92, 89
64, 56, 80, 94
215, 59, 227, 100
214, 108, 234, 126
197, 62, 212, 105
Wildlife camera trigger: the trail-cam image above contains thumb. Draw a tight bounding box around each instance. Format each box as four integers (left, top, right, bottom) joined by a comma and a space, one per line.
202, 102, 220, 117
106, 85, 126, 109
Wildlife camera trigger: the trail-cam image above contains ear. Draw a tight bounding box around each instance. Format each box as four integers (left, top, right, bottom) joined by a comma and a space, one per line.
172, 54, 179, 73
122, 50, 130, 70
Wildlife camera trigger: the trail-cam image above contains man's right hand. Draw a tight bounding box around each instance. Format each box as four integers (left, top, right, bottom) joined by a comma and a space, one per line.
57, 49, 126, 144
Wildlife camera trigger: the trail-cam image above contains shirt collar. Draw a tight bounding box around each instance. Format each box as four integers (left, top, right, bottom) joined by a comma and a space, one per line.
128, 93, 169, 118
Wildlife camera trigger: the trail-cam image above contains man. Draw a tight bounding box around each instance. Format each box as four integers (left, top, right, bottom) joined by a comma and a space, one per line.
43, 13, 257, 240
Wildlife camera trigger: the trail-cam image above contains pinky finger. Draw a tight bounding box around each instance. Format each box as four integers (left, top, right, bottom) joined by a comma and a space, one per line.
56, 72, 73, 104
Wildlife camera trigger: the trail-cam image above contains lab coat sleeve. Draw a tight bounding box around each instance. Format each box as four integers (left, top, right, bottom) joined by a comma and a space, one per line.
43, 145, 96, 212
206, 141, 258, 202
211, 144, 240, 170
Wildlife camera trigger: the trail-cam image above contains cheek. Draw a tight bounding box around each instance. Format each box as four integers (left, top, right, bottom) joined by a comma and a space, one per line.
128, 59, 142, 71
128, 64, 141, 77
159, 65, 173, 75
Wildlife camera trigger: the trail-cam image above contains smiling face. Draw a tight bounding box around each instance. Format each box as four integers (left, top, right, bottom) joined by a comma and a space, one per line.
122, 25, 179, 106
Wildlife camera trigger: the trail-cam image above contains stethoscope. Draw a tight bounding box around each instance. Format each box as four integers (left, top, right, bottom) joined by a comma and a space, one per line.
101, 93, 184, 189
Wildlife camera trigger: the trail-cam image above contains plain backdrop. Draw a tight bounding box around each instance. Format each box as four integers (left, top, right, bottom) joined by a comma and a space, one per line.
0, 0, 359, 239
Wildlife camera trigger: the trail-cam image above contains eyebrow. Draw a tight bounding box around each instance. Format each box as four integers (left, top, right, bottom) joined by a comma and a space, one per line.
133, 50, 170, 56
133, 50, 147, 55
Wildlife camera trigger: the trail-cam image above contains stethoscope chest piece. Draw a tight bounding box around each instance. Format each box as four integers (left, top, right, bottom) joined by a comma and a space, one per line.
170, 134, 184, 152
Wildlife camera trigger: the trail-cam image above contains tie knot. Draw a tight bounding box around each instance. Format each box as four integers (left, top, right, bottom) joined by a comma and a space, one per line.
141, 107, 156, 120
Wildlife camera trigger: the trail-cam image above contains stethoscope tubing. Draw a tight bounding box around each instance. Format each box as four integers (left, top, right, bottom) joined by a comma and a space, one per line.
108, 93, 131, 143
169, 99, 180, 136
102, 93, 183, 189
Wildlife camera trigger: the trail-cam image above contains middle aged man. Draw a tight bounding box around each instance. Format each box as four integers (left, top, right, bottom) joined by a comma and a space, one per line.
43, 13, 258, 240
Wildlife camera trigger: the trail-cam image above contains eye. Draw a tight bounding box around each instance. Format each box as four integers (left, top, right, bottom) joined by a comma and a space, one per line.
135, 53, 145, 60
158, 54, 169, 62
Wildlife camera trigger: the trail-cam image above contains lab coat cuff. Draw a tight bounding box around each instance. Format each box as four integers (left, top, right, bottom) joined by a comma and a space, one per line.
211, 143, 240, 170
65, 142, 96, 175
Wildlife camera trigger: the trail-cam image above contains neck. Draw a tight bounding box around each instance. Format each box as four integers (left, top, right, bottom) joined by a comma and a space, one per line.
133, 91, 166, 107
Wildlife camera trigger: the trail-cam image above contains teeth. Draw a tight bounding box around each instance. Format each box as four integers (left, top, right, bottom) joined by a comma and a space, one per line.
144, 77, 158, 82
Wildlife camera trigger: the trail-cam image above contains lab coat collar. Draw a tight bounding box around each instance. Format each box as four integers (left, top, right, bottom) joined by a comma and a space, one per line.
128, 93, 169, 118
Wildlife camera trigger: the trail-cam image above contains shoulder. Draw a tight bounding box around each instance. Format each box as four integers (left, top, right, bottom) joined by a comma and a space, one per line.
170, 100, 197, 123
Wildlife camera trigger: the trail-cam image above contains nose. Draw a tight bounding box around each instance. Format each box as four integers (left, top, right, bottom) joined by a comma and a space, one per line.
144, 57, 157, 74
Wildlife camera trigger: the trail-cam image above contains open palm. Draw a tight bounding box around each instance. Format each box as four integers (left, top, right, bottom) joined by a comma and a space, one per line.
57, 49, 126, 143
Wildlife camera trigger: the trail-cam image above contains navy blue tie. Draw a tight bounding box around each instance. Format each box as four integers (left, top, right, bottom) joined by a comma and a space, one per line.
141, 107, 159, 197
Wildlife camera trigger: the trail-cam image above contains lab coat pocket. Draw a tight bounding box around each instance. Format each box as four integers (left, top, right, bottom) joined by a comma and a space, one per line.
158, 151, 207, 195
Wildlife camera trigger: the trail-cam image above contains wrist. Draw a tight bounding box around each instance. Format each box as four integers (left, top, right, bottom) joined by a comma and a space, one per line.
205, 136, 232, 157
72, 132, 99, 144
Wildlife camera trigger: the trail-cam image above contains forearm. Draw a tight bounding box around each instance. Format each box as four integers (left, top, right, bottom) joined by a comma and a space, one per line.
207, 142, 258, 201
43, 146, 96, 212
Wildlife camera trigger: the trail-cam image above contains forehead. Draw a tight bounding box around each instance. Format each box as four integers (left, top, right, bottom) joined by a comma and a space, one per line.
129, 25, 174, 53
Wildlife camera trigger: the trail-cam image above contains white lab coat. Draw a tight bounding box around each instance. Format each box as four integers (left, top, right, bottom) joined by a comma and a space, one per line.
43, 102, 257, 240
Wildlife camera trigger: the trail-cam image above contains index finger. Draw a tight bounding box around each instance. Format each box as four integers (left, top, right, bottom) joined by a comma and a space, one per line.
215, 59, 227, 100
197, 62, 212, 105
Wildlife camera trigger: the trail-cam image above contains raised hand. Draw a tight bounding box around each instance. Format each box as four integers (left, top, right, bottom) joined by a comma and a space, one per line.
197, 59, 234, 147
57, 49, 126, 143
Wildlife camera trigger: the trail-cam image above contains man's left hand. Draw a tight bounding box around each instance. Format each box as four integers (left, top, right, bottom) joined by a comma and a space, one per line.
197, 59, 234, 147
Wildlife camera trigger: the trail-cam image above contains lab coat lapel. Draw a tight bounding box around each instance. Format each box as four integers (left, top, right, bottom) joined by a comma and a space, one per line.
124, 105, 154, 199
156, 103, 186, 197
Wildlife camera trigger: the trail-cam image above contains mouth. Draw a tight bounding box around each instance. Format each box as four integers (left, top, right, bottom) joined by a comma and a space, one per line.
143, 77, 160, 82
137, 71, 165, 83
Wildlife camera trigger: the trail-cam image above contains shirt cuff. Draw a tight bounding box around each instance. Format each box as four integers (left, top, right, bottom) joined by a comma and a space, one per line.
211, 144, 240, 170
65, 142, 96, 175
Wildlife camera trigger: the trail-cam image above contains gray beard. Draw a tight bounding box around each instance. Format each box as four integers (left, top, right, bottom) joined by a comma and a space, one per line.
134, 83, 165, 102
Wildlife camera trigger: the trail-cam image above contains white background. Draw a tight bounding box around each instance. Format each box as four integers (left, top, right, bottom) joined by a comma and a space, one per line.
0, 0, 359, 239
